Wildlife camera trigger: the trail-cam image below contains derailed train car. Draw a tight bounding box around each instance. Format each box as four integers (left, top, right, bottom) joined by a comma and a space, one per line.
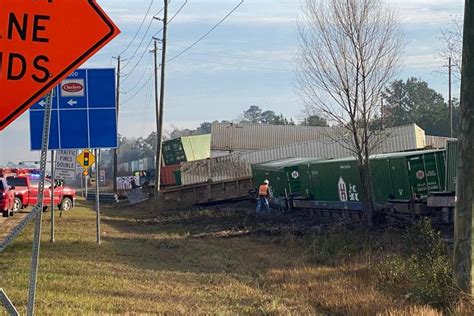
252, 149, 451, 221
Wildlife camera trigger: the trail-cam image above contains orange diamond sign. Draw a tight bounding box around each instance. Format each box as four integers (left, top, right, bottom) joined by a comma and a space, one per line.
0, 0, 120, 130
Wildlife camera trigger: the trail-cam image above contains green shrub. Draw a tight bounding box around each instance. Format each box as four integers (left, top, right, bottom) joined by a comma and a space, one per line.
374, 220, 456, 308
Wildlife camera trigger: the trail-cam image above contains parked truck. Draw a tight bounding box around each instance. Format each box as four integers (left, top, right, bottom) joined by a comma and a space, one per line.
6, 175, 76, 212
0, 177, 15, 217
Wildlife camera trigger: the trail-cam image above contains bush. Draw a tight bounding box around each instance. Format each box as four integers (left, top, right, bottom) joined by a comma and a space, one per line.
374, 220, 456, 308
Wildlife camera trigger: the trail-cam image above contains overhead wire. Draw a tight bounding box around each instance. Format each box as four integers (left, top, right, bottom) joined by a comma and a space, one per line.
177, 56, 291, 72
123, 53, 154, 94
138, 73, 155, 132
122, 0, 188, 83
122, 73, 154, 105
122, 7, 165, 70
118, 0, 155, 57
167, 0, 245, 63
168, 44, 293, 64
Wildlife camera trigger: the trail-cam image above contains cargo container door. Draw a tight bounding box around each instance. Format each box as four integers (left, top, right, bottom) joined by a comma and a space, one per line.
308, 164, 323, 200
370, 158, 393, 203
445, 140, 458, 192
422, 153, 443, 192
388, 158, 411, 200
435, 151, 446, 191
285, 166, 303, 196
406, 154, 442, 197
299, 164, 313, 199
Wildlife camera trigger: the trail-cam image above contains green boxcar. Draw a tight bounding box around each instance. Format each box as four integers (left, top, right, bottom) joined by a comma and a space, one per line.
252, 158, 322, 198
302, 157, 364, 202
370, 150, 446, 201
162, 134, 211, 166
301, 149, 446, 204
445, 139, 458, 192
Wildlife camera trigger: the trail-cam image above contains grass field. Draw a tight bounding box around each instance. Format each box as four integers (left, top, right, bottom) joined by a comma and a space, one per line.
0, 201, 470, 314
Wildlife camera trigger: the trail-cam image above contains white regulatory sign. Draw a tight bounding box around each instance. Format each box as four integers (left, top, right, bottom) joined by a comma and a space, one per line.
55, 150, 78, 181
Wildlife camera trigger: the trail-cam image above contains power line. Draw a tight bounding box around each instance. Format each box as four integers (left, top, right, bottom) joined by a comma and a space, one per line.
123, 53, 154, 94
152, 0, 188, 38
122, 0, 188, 83
118, 0, 155, 57
122, 74, 154, 104
168, 0, 245, 63
122, 7, 164, 70
176, 55, 291, 72
168, 44, 293, 64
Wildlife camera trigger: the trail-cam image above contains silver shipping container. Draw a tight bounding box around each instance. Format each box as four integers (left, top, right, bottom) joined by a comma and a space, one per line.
425, 135, 454, 149
211, 122, 425, 152
377, 124, 426, 153
211, 122, 345, 151
182, 124, 426, 185
180, 155, 252, 185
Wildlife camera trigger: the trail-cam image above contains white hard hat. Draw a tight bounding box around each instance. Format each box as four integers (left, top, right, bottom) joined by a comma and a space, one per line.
264, 180, 269, 184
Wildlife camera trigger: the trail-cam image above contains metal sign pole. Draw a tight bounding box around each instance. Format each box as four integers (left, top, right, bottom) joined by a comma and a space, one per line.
85, 173, 88, 200
27, 90, 53, 316
80, 172, 83, 198
95, 149, 101, 245
50, 150, 55, 243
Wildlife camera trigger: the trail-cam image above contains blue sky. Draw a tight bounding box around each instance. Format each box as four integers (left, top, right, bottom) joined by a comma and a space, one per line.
0, 0, 465, 164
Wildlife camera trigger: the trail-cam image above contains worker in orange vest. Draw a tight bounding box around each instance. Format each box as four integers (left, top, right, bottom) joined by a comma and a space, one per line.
256, 179, 271, 213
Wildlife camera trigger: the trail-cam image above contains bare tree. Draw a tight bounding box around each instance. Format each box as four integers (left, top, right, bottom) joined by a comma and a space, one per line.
297, 0, 404, 226
439, 16, 463, 79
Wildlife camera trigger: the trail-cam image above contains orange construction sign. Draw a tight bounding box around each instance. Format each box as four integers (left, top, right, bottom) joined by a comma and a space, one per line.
0, 0, 120, 130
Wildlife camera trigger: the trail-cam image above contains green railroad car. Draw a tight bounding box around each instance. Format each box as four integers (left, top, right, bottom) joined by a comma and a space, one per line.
299, 157, 363, 202
374, 150, 446, 200
299, 149, 446, 204
445, 139, 458, 192
162, 134, 211, 166
251, 158, 322, 198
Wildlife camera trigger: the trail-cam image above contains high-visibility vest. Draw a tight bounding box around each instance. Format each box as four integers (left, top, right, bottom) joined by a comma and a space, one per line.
258, 184, 269, 196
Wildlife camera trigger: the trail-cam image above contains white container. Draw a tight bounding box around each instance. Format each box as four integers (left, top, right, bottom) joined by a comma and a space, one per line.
180, 155, 252, 185
183, 124, 427, 185
425, 135, 453, 149
211, 122, 343, 151
211, 122, 425, 153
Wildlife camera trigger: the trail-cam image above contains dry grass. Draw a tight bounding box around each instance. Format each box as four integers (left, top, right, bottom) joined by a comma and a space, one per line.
0, 201, 469, 314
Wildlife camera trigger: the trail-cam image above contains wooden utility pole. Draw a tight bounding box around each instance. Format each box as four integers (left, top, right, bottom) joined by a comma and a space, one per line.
453, 0, 474, 294
449, 56, 453, 138
152, 38, 161, 199
113, 56, 122, 193
154, 0, 168, 200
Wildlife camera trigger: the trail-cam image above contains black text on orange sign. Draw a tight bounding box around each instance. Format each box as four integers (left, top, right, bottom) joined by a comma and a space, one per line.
0, 12, 52, 83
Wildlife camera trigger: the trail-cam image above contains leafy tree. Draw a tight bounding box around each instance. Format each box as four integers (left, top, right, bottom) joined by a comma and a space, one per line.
242, 105, 263, 123
196, 122, 212, 134
382, 78, 457, 136
239, 106, 294, 125
301, 115, 329, 127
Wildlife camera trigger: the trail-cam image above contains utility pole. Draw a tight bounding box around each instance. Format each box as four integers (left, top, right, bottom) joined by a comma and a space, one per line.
153, 0, 168, 201
381, 97, 385, 130
112, 56, 121, 193
152, 38, 161, 199
453, 0, 474, 294
449, 56, 453, 138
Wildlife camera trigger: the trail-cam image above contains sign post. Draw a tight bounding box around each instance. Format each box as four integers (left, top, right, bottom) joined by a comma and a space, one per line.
50, 151, 55, 243
27, 90, 53, 316
95, 149, 101, 245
